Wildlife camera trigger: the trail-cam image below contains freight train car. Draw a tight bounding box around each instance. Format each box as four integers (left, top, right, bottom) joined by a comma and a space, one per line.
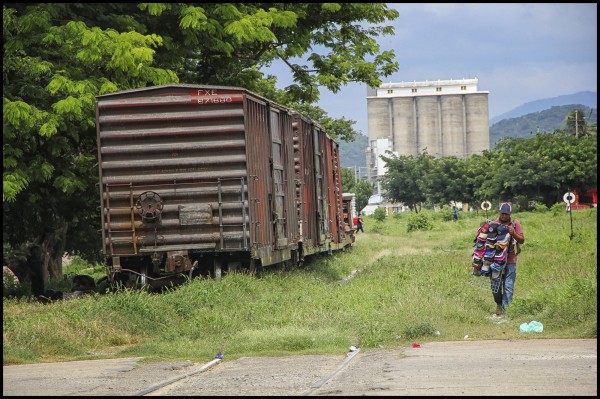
95, 84, 354, 289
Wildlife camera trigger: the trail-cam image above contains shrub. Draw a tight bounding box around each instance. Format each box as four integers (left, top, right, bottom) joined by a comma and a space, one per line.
3, 269, 28, 298
437, 207, 453, 221
533, 203, 549, 213
372, 207, 387, 222
402, 322, 437, 340
407, 211, 433, 232
550, 202, 567, 216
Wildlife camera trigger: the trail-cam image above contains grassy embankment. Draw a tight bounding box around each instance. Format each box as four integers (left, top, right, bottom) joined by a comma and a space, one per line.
3, 207, 596, 365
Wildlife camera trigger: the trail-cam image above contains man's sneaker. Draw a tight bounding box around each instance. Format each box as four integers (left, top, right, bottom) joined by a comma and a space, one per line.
495, 304, 505, 316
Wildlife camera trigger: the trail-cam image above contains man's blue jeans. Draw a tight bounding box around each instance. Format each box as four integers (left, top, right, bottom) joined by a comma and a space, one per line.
493, 263, 516, 310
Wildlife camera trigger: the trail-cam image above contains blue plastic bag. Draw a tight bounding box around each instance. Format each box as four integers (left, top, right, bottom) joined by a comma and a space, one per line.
519, 320, 543, 333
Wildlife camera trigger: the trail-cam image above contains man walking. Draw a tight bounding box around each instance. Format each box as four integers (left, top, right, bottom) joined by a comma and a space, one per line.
355, 212, 364, 233
493, 202, 524, 316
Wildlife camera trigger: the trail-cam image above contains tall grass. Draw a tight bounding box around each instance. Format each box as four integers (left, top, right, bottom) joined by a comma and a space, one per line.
3, 207, 596, 365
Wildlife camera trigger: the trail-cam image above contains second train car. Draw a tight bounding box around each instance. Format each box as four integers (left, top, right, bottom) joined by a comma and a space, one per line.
95, 84, 355, 289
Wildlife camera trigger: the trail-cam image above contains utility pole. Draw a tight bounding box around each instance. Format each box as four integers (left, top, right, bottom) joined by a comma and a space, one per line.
575, 111, 578, 138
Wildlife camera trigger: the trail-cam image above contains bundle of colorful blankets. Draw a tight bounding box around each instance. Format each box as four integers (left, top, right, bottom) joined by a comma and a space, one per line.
471, 221, 511, 279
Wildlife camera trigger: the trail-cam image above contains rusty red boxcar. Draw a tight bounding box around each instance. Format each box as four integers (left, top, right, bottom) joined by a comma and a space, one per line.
96, 84, 354, 289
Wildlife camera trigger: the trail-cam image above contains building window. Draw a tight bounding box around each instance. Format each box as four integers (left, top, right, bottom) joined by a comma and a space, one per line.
461, 85, 466, 90
436, 87, 442, 92
387, 89, 393, 94
411, 88, 417, 93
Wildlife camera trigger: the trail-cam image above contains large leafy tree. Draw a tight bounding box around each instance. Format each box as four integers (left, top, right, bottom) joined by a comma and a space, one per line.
465, 151, 494, 209
420, 156, 470, 207
3, 3, 399, 289
491, 132, 597, 205
380, 152, 430, 213
3, 4, 180, 287
380, 131, 596, 212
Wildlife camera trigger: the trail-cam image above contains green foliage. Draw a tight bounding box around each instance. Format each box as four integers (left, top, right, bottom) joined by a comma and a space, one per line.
2, 171, 28, 203
63, 256, 106, 280
3, 3, 400, 273
437, 207, 454, 222
422, 157, 470, 205
352, 180, 374, 214
533, 203, 549, 213
550, 202, 566, 216
3, 270, 25, 299
341, 168, 355, 192
381, 131, 596, 210
402, 322, 437, 340
372, 207, 387, 222
562, 108, 595, 137
380, 152, 429, 212
406, 211, 433, 232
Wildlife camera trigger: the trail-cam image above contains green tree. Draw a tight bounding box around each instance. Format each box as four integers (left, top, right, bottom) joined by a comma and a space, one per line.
341, 167, 356, 192
562, 108, 590, 137
420, 155, 470, 207
372, 207, 386, 222
464, 151, 494, 210
3, 4, 180, 286
353, 179, 374, 214
3, 3, 400, 289
490, 131, 597, 206
339, 167, 371, 212
380, 152, 429, 213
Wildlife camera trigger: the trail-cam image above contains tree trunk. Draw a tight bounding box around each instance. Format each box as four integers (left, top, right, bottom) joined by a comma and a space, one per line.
41, 222, 68, 284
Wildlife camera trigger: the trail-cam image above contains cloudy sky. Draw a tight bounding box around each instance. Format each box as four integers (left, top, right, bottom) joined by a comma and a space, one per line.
263, 3, 597, 136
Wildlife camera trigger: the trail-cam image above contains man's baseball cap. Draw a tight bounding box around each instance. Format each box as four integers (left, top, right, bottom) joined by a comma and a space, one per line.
499, 202, 512, 214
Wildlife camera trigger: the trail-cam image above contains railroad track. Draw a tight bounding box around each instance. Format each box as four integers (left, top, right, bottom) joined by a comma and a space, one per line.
131, 348, 361, 396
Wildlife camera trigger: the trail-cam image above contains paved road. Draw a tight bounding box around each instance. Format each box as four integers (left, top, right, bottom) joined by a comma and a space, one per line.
3, 339, 596, 396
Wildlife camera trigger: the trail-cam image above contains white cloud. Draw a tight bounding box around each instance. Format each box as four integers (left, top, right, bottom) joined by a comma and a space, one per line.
262, 3, 597, 136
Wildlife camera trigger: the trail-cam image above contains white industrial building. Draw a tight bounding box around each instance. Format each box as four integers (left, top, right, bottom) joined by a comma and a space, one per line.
365, 78, 490, 196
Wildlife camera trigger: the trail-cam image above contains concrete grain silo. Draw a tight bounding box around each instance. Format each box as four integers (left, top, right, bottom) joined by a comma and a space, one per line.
416, 96, 440, 156
366, 78, 489, 188
391, 97, 417, 156
465, 93, 490, 155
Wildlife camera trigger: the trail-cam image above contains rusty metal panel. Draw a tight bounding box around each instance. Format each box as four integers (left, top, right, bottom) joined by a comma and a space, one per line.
291, 116, 305, 242
332, 141, 348, 242
244, 98, 272, 248
96, 85, 253, 257
292, 113, 318, 249
324, 135, 344, 244
313, 125, 330, 244
269, 108, 287, 248
245, 99, 296, 252
281, 111, 299, 246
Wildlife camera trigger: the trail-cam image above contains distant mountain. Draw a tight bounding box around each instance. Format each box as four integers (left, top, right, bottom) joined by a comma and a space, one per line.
490, 91, 596, 125
339, 133, 368, 168
489, 104, 597, 148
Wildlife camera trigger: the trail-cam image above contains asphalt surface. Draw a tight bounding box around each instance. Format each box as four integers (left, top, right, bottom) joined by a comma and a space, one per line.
3, 339, 597, 396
